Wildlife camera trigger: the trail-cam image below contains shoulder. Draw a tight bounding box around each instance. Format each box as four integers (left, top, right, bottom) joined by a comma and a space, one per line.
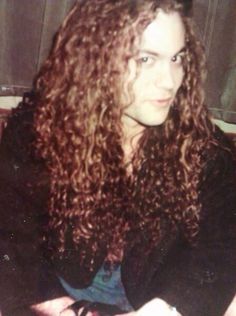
199, 126, 236, 237
0, 92, 48, 213
0, 92, 49, 243
0, 92, 36, 162
201, 126, 236, 186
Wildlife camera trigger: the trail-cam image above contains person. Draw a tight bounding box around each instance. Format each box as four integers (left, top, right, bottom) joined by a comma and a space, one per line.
0, 0, 235, 315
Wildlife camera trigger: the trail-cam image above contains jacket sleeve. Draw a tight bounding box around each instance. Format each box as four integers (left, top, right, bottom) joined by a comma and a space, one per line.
0, 99, 67, 315
125, 133, 236, 316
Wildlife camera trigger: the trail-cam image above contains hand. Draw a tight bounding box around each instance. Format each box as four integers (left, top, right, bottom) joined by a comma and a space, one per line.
60, 301, 124, 316
59, 308, 93, 316
31, 296, 75, 316
224, 295, 236, 316
116, 298, 182, 316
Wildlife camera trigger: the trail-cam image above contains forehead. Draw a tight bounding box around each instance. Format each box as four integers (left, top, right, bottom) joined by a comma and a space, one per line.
140, 10, 185, 56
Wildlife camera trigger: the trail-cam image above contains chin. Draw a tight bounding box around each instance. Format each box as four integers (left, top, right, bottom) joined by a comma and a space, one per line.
141, 116, 168, 127
142, 110, 170, 126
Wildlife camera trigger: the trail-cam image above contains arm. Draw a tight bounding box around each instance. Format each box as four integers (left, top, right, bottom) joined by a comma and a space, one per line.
123, 132, 236, 316
147, 141, 236, 316
0, 99, 68, 315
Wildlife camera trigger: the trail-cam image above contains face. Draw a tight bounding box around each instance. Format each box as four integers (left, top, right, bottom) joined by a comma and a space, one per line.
122, 10, 186, 133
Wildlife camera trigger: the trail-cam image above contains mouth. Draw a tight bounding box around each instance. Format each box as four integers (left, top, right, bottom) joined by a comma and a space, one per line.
150, 98, 172, 107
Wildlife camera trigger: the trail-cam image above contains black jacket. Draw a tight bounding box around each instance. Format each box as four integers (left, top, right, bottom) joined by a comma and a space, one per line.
0, 100, 235, 316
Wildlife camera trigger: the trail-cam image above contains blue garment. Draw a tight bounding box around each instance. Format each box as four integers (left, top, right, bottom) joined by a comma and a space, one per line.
59, 264, 133, 312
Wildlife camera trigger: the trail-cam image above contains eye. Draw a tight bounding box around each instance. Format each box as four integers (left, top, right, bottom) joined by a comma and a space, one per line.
140, 56, 149, 63
137, 55, 155, 66
171, 53, 185, 65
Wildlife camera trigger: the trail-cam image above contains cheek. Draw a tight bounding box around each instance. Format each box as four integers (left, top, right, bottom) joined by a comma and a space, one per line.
176, 68, 184, 89
131, 75, 147, 102
132, 69, 151, 97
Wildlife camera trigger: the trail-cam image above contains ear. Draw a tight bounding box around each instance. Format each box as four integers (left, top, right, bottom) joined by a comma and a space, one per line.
176, 0, 193, 16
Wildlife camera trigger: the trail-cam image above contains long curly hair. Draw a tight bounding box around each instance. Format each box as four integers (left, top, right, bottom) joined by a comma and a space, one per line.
34, 0, 218, 268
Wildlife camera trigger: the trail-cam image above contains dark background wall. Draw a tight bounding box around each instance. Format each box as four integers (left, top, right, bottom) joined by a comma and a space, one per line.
0, 0, 76, 95
193, 0, 236, 123
0, 0, 235, 122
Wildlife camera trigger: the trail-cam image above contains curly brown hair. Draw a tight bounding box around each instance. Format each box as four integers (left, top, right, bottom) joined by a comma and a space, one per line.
34, 0, 218, 267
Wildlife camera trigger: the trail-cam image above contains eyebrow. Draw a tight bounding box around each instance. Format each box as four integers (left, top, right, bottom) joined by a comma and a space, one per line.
138, 46, 187, 57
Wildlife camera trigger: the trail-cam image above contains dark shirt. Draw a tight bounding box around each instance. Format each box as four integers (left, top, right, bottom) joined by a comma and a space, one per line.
0, 99, 235, 316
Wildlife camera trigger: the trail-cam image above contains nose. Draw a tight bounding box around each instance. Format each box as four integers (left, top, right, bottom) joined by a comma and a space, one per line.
154, 63, 174, 90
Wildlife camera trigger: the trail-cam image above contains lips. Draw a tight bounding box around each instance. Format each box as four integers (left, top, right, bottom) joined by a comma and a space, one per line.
150, 98, 172, 107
